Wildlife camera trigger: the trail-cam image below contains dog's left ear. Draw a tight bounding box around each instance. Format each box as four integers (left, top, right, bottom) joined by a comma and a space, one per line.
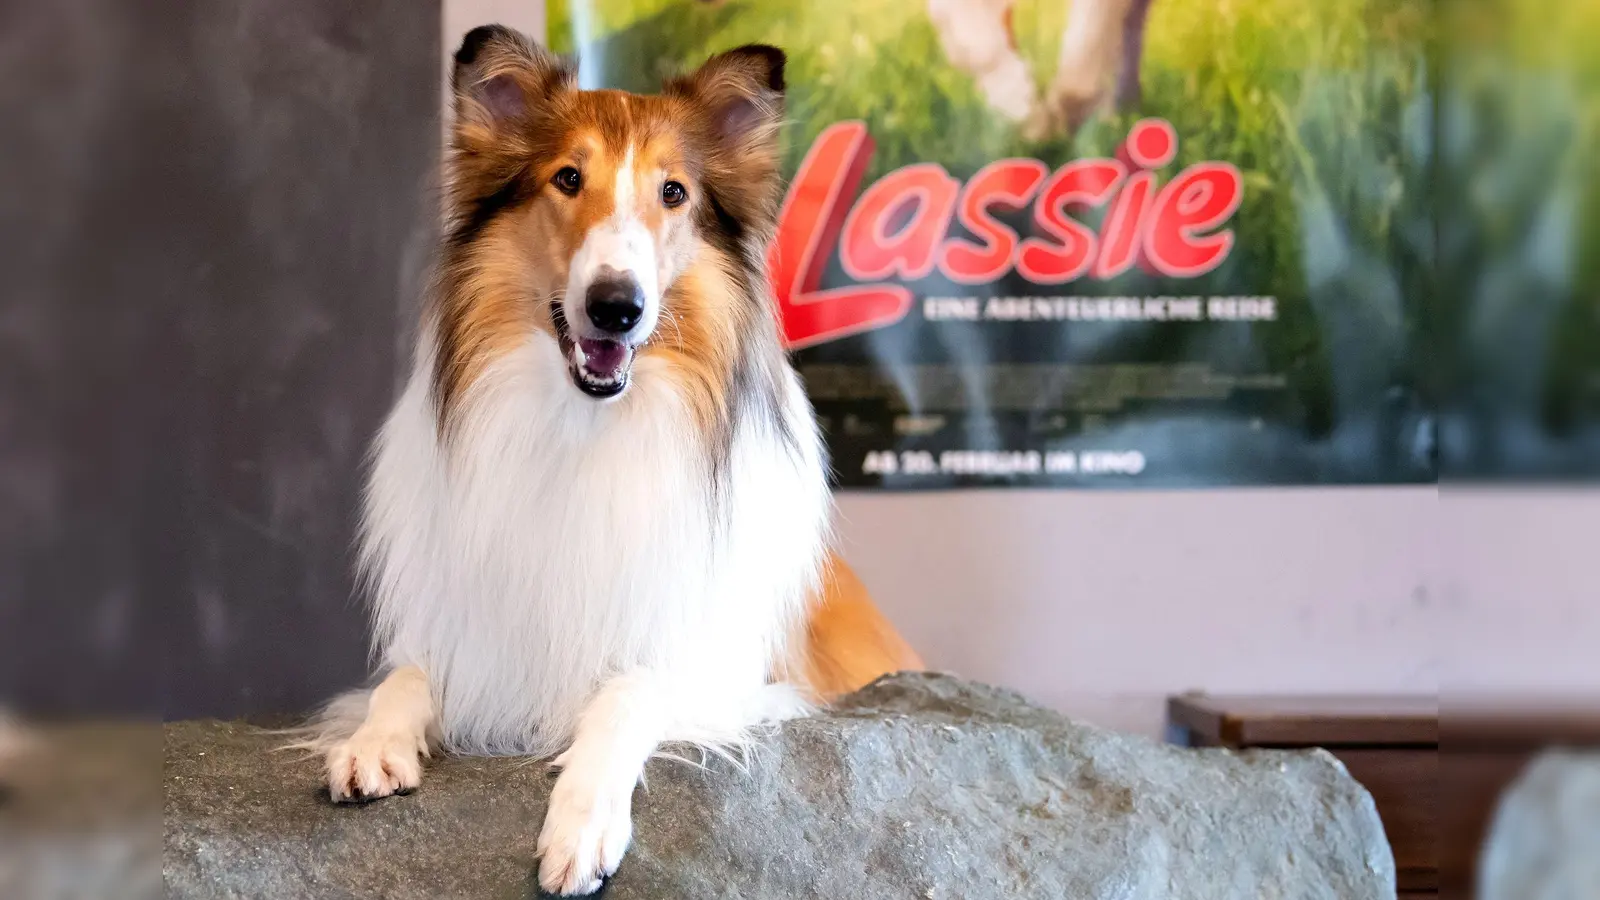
450, 25, 573, 140
668, 45, 787, 227
673, 45, 785, 150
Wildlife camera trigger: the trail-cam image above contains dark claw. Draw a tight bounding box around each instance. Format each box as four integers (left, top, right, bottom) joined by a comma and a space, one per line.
323, 784, 402, 806
533, 874, 610, 899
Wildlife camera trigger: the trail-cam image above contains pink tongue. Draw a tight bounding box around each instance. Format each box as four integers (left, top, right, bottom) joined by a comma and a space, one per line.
578, 338, 629, 377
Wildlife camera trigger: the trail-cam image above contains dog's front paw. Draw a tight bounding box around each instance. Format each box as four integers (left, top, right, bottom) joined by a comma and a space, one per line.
536, 764, 634, 896
325, 728, 424, 803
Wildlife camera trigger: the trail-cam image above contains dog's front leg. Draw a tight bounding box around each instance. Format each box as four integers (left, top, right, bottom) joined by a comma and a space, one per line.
1044, 0, 1136, 134
927, 0, 1040, 126
325, 665, 436, 803
535, 671, 675, 896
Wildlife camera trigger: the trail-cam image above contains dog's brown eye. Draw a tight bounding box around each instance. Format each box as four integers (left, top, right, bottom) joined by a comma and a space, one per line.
662, 181, 687, 208
553, 167, 582, 196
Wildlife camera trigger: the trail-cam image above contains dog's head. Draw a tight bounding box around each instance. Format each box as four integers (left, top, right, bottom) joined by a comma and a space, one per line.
435, 26, 786, 417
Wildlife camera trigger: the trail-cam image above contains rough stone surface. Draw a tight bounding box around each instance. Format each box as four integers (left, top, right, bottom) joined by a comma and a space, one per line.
1478, 750, 1600, 900
163, 673, 1395, 899
2, 723, 162, 900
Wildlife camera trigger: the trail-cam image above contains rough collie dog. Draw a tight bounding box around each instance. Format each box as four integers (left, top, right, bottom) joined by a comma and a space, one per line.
302, 25, 922, 897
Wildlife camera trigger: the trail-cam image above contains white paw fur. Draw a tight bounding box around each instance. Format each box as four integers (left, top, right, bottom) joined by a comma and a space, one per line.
325, 727, 426, 802
536, 759, 637, 896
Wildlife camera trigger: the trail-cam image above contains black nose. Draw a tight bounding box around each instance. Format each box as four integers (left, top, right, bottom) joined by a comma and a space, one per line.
585, 276, 645, 334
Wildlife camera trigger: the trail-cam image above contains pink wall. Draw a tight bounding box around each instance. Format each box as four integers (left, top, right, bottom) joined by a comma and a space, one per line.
837, 488, 1440, 735
837, 487, 1597, 736
1437, 488, 1599, 697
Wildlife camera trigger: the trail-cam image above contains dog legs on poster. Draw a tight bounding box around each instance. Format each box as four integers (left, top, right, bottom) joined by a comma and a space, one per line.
1115, 0, 1154, 109
926, 0, 1040, 127
1043, 0, 1135, 135
322, 665, 436, 803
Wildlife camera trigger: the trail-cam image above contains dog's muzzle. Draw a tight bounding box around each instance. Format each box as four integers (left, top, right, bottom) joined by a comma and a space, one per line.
554, 267, 650, 400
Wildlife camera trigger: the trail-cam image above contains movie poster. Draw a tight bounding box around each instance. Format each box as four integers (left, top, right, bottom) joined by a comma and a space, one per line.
1437, 0, 1600, 482
549, 0, 1440, 488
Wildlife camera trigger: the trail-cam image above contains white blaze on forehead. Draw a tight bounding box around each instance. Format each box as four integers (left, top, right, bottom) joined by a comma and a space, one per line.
565, 142, 662, 339
614, 146, 636, 214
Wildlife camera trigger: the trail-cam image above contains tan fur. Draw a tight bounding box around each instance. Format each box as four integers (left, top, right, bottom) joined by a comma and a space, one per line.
437, 223, 548, 408
800, 553, 925, 700
645, 253, 740, 434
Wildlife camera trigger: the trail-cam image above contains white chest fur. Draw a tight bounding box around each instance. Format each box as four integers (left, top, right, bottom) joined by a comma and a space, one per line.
356, 335, 829, 756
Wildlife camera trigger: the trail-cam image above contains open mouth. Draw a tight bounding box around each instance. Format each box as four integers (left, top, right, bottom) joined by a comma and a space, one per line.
552, 301, 634, 399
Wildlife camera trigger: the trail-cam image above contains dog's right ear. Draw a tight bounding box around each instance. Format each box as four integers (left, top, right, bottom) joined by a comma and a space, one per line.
451, 25, 573, 134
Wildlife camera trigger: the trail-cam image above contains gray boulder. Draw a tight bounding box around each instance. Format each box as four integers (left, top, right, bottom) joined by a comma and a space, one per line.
2, 723, 163, 900
1477, 750, 1600, 900
163, 673, 1395, 899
